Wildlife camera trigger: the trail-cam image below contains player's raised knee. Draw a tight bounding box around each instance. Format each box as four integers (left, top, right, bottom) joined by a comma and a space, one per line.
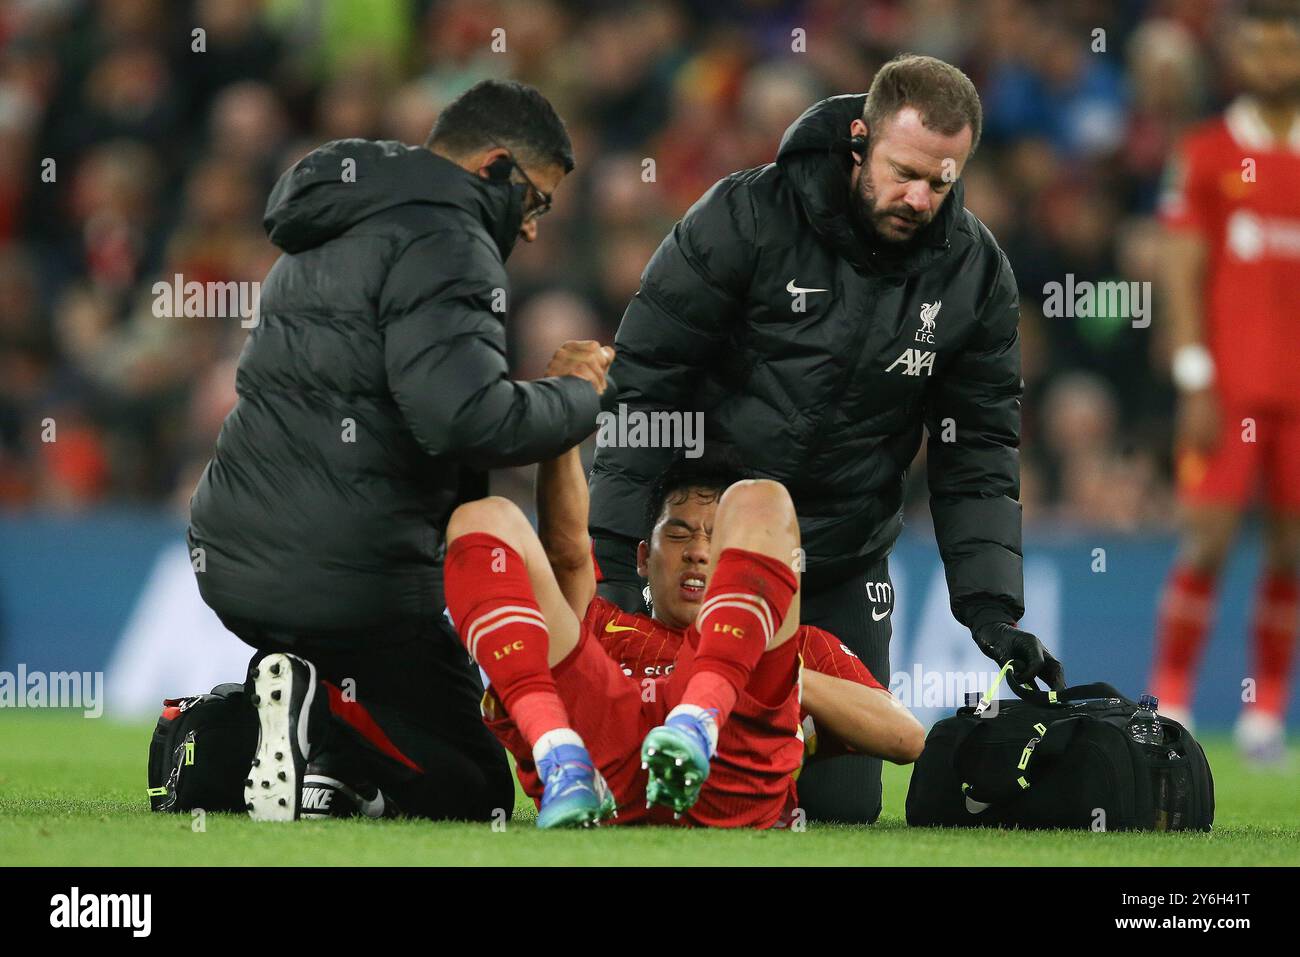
447, 496, 530, 546
718, 478, 795, 528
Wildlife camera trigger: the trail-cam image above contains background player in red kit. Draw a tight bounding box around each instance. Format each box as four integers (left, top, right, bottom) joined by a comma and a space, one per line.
1151, 0, 1300, 761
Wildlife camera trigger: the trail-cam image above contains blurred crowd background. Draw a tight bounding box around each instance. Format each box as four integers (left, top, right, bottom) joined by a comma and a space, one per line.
0, 0, 1246, 528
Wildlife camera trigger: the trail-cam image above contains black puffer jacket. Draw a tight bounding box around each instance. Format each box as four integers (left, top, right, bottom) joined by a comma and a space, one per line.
190, 139, 604, 633
590, 94, 1025, 628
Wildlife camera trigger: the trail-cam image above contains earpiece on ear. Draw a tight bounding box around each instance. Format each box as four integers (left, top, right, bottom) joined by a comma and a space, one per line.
847, 135, 867, 162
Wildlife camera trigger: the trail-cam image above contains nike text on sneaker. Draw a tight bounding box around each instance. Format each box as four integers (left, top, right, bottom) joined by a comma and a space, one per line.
300, 773, 394, 819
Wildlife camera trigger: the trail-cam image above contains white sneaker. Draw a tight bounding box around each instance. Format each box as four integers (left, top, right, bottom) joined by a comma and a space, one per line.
246, 653, 321, 821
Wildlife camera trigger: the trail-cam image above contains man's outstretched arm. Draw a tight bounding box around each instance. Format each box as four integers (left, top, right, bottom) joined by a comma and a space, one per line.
537, 445, 599, 618
923, 248, 1063, 689
800, 670, 925, 764
383, 232, 613, 468
798, 626, 924, 763
924, 248, 1024, 632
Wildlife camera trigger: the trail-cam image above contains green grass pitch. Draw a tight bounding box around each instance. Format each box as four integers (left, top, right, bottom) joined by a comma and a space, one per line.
1, 713, 1296, 866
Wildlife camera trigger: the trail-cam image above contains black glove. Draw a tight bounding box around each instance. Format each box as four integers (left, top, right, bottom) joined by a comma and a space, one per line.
972, 622, 1065, 691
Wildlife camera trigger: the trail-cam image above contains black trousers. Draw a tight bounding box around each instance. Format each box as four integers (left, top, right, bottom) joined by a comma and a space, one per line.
594, 534, 893, 824
220, 608, 514, 822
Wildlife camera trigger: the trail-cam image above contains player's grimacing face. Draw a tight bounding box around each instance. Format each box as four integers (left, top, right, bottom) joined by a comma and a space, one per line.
637, 489, 719, 631
850, 109, 971, 244
1231, 20, 1300, 103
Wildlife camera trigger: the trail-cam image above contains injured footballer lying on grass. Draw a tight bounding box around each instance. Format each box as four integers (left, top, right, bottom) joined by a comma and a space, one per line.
223, 446, 923, 829
439, 446, 924, 828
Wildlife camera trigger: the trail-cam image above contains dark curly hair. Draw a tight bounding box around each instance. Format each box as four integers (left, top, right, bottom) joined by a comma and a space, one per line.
642, 446, 750, 541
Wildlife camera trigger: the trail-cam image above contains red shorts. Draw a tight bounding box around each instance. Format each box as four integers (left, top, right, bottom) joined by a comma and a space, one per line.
483, 631, 801, 828
483, 630, 668, 824
1177, 403, 1300, 511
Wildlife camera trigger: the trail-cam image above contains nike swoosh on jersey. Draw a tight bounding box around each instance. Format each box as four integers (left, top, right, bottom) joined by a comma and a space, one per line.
605, 621, 641, 634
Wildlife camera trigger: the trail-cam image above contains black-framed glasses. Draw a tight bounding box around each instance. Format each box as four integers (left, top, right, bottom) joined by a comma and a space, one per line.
513, 161, 552, 222
493, 146, 552, 222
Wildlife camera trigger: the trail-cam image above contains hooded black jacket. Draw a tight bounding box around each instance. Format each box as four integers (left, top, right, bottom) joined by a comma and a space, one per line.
589, 94, 1024, 629
190, 139, 604, 633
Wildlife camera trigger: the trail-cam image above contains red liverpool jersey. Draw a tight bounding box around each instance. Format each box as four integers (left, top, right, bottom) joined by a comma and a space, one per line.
1159, 98, 1300, 409
586, 595, 887, 760
585, 594, 683, 680
582, 595, 803, 828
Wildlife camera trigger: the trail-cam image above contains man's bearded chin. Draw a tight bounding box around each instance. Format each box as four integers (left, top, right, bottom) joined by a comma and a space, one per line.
852, 173, 931, 246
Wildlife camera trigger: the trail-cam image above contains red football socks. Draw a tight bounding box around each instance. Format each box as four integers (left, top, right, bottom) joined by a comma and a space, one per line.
444, 532, 571, 747
1151, 565, 1216, 710
680, 547, 799, 727
1249, 573, 1298, 718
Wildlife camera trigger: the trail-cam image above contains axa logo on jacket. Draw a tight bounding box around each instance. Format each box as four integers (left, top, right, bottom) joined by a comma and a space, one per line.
886, 348, 936, 377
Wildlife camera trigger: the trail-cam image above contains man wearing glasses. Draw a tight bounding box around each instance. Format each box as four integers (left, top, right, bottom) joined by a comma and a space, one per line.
187, 80, 616, 822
